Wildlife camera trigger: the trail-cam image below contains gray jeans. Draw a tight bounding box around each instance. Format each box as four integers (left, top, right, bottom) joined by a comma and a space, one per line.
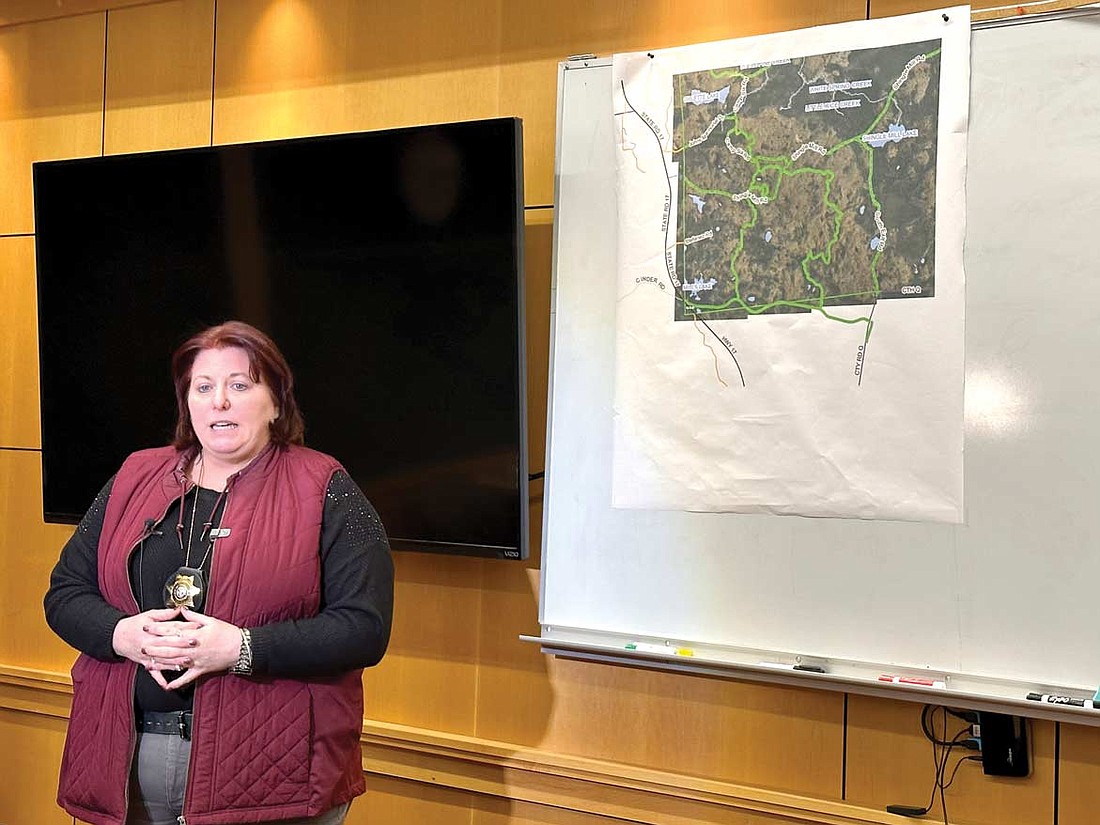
127, 731, 350, 825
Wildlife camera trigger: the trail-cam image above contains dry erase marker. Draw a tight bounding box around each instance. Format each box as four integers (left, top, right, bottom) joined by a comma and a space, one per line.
1027, 692, 1097, 708
879, 674, 946, 688
625, 642, 693, 656
625, 642, 668, 654
757, 662, 826, 673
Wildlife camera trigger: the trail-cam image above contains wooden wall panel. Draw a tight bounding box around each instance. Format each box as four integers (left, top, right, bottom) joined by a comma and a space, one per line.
845, 695, 1055, 825
0, 450, 79, 672
0, 13, 104, 235
362, 552, 483, 734
104, 0, 215, 154
474, 557, 548, 741
475, 580, 844, 802
0, 238, 40, 448
1056, 723, 1100, 825
0, 678, 71, 719
498, 0, 867, 207
0, 708, 70, 825
1, 0, 163, 28
474, 797, 632, 825
348, 774, 472, 825
869, 0, 1017, 16
547, 663, 842, 796
212, 0, 503, 146
211, 0, 867, 206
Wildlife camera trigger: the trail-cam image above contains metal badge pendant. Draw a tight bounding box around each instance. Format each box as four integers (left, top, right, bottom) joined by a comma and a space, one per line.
165, 566, 205, 610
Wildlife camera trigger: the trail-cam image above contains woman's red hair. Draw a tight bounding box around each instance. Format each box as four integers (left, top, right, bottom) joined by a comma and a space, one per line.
171, 321, 305, 450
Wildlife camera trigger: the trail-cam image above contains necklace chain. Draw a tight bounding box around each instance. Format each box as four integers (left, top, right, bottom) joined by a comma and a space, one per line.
181, 452, 228, 572
182, 454, 203, 563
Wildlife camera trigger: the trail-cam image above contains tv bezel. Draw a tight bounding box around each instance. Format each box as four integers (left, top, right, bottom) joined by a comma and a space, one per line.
33, 117, 529, 560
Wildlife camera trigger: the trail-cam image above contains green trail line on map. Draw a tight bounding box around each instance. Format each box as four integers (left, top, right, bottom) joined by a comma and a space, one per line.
671, 46, 941, 343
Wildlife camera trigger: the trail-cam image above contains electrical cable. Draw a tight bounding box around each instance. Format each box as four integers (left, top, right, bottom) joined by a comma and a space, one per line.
935, 715, 968, 823
944, 754, 983, 790
946, 707, 979, 725
887, 707, 950, 817
921, 704, 971, 746
888, 705, 981, 823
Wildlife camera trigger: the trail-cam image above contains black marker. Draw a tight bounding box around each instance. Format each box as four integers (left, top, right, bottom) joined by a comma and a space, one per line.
757, 661, 827, 674
1027, 692, 1096, 708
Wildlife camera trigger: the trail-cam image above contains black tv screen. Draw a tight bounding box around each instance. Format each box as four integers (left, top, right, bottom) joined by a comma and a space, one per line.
34, 117, 528, 560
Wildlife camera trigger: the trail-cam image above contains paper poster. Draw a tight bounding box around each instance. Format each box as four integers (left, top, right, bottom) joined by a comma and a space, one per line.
611, 7, 969, 521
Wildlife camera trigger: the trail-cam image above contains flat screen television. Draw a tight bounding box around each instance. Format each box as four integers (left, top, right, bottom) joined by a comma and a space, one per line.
33, 117, 528, 560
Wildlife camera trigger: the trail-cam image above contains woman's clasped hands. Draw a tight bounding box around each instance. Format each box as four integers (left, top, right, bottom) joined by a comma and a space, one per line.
111, 607, 244, 690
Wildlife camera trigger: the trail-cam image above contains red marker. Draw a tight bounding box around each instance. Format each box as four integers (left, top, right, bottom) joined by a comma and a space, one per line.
879, 674, 946, 688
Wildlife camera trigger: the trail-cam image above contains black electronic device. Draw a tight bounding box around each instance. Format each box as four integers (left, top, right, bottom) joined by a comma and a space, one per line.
976, 711, 1029, 777
33, 118, 528, 559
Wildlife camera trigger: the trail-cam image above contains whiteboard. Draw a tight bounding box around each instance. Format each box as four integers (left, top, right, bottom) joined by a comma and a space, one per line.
538, 8, 1100, 719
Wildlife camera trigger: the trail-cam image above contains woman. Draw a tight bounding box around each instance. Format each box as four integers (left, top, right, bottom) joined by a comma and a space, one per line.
45, 321, 394, 825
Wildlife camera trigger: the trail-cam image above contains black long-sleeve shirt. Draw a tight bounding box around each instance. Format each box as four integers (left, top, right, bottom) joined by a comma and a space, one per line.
44, 469, 394, 713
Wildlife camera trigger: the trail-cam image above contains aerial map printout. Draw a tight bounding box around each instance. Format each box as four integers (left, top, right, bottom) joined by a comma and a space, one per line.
611, 8, 969, 521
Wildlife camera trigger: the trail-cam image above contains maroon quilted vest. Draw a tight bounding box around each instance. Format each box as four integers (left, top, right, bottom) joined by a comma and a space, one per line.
58, 445, 366, 825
